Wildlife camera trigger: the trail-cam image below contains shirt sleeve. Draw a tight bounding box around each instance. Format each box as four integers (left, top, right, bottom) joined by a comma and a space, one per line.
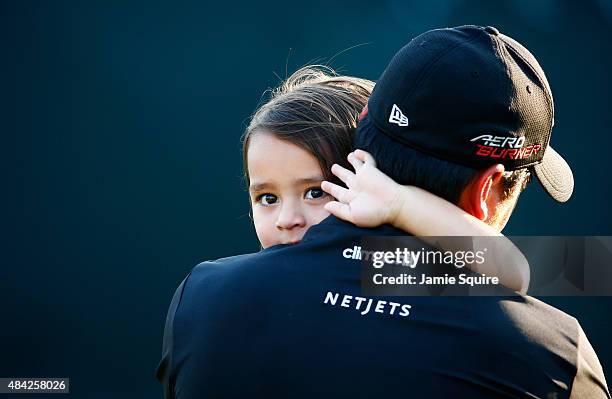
155, 273, 191, 399
569, 323, 611, 399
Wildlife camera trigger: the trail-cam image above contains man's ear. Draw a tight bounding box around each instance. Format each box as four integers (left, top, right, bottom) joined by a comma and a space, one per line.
458, 164, 505, 221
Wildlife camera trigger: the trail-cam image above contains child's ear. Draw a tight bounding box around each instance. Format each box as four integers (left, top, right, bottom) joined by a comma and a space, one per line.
358, 105, 368, 122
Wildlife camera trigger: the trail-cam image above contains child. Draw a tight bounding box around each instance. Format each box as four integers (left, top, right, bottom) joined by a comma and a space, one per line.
242, 66, 528, 293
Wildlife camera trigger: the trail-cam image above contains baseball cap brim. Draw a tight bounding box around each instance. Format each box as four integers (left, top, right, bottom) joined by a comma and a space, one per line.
533, 146, 574, 203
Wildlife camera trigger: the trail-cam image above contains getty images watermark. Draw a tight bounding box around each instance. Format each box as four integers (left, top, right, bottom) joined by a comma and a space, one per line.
356, 236, 612, 296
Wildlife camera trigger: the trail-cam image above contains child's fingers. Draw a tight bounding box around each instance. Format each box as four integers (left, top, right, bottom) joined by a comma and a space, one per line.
321, 180, 350, 203
324, 201, 352, 222
354, 149, 377, 167
330, 164, 356, 187
347, 152, 364, 172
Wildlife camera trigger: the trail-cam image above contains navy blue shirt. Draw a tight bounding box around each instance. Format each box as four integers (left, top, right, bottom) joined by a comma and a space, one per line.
156, 216, 609, 398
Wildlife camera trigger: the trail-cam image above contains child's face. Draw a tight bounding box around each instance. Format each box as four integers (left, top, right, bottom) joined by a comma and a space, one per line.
247, 133, 332, 248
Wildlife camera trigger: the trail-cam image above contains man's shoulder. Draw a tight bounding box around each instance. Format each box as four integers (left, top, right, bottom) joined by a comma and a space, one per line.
502, 295, 579, 329
181, 246, 303, 300
186, 252, 265, 291
484, 295, 581, 365
189, 246, 297, 278
193, 251, 262, 273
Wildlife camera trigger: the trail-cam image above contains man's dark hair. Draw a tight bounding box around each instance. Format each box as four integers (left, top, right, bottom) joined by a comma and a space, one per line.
354, 115, 529, 205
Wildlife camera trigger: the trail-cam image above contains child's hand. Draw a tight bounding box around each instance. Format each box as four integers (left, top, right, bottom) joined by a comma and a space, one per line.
321, 149, 403, 227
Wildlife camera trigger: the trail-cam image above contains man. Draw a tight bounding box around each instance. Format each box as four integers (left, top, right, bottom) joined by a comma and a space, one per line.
156, 25, 609, 398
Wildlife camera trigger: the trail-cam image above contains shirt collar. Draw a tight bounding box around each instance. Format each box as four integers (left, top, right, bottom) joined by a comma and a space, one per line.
301, 215, 403, 243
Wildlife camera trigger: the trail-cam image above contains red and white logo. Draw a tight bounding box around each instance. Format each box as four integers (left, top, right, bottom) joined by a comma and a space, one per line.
470, 134, 541, 160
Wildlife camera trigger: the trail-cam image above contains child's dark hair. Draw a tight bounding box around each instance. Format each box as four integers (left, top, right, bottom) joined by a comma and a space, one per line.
242, 66, 374, 187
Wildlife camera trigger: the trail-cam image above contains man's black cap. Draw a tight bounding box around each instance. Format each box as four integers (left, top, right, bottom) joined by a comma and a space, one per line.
368, 25, 574, 202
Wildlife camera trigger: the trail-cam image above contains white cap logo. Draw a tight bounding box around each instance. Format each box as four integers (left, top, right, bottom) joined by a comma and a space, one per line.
389, 104, 409, 127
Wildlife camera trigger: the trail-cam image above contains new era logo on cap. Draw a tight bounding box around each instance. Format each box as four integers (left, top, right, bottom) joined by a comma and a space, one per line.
389, 104, 409, 127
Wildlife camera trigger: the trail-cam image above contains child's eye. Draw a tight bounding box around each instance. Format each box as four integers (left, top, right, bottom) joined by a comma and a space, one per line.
257, 193, 278, 206
305, 187, 326, 200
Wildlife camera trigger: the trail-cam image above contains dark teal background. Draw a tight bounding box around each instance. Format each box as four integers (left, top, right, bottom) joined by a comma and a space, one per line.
4, 1, 612, 397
